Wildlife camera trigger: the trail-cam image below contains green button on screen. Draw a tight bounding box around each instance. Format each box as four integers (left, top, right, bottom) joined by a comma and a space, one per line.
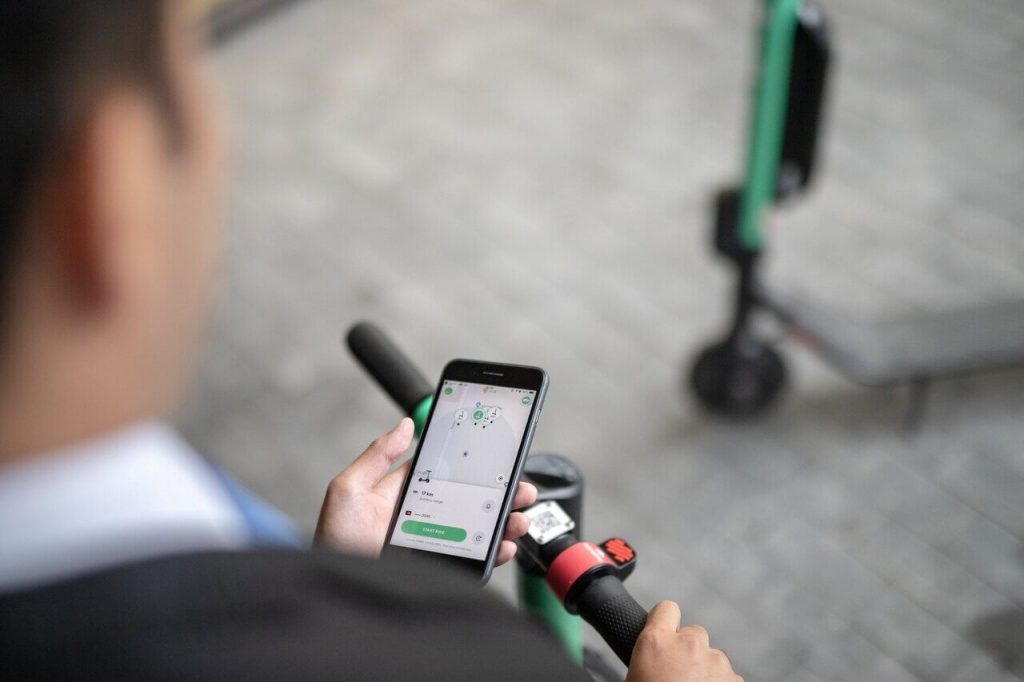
401, 520, 467, 542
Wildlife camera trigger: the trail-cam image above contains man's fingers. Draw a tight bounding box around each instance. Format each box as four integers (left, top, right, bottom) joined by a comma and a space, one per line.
502, 512, 531, 540
645, 600, 682, 632
511, 482, 538, 510
679, 624, 710, 648
494, 540, 518, 566
339, 419, 413, 490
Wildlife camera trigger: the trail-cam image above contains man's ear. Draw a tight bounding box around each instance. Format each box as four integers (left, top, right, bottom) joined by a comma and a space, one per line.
50, 89, 168, 314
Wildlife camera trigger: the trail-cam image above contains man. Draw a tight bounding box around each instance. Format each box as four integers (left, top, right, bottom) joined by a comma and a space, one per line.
0, 2, 741, 680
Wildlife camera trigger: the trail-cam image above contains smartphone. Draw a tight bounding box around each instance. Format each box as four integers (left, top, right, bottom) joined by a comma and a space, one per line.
382, 359, 548, 584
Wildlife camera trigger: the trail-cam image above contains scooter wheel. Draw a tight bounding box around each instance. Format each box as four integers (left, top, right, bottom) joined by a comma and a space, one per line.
689, 336, 787, 417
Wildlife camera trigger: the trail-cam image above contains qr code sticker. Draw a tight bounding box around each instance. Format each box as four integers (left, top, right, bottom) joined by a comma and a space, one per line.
533, 510, 562, 534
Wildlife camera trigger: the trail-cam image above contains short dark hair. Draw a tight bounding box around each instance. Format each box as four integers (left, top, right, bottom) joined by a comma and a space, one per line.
0, 1, 176, 331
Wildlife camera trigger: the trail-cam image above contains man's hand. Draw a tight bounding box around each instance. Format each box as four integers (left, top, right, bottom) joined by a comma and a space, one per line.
314, 418, 538, 565
626, 601, 742, 682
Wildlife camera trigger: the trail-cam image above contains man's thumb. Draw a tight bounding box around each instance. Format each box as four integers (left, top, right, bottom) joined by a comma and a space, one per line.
345, 418, 414, 488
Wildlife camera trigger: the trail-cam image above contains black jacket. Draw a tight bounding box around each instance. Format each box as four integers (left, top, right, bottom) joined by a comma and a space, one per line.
0, 549, 589, 681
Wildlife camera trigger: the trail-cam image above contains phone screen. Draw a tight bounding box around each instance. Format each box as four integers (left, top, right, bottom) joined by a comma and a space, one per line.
388, 379, 538, 560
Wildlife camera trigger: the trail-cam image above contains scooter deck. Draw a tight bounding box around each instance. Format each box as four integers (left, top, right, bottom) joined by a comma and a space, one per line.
762, 285, 1024, 386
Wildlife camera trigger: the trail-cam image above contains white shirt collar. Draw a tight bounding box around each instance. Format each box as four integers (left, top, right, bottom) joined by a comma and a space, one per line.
0, 420, 249, 593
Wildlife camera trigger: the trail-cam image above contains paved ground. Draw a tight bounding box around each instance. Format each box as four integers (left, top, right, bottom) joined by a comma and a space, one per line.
178, 0, 1024, 679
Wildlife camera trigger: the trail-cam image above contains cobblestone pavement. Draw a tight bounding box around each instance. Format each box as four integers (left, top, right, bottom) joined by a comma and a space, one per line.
179, 1, 1024, 679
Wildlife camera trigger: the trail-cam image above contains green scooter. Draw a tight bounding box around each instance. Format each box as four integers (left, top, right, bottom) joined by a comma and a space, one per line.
691, 0, 1024, 419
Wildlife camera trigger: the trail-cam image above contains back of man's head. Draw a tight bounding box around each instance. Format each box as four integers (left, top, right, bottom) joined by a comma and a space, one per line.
0, 1, 225, 460
1, 1, 173, 315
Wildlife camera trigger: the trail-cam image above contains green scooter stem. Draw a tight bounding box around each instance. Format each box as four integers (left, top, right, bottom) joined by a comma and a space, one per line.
739, 0, 802, 251
519, 573, 585, 665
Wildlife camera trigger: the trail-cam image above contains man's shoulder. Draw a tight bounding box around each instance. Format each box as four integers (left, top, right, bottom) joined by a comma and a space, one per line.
2, 548, 481, 609
0, 549, 588, 681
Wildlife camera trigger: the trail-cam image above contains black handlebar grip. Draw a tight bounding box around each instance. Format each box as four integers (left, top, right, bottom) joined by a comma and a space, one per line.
345, 322, 434, 415
576, 575, 649, 667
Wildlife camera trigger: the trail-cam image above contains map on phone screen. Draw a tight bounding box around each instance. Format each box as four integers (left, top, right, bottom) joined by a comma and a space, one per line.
389, 380, 536, 560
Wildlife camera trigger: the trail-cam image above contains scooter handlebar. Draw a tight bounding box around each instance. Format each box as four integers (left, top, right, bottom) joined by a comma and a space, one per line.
345, 322, 433, 415
576, 575, 648, 666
